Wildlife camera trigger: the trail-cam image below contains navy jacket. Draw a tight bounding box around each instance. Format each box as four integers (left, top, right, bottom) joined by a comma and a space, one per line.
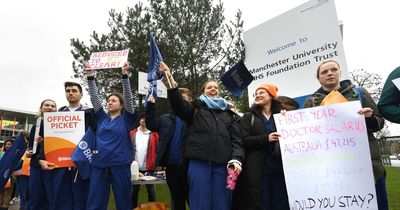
145, 102, 188, 167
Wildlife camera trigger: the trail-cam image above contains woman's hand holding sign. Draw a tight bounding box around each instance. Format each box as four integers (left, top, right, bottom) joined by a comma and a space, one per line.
358, 107, 374, 118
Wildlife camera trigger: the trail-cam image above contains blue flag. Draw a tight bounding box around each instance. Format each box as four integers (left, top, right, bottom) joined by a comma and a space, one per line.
220, 59, 254, 97
71, 128, 95, 180
0, 133, 27, 190
144, 33, 164, 107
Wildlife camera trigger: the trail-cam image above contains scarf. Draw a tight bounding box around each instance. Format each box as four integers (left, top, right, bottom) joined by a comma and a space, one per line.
199, 95, 228, 110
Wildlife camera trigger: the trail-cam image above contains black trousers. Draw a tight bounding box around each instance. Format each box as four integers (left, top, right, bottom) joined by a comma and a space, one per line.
165, 165, 188, 210
261, 173, 290, 210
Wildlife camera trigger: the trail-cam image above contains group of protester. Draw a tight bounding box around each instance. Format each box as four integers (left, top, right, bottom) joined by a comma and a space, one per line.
1, 58, 399, 210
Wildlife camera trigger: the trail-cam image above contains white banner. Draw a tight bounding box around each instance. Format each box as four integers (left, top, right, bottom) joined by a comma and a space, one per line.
244, 0, 348, 104
88, 49, 129, 70
138, 71, 167, 98
273, 101, 377, 209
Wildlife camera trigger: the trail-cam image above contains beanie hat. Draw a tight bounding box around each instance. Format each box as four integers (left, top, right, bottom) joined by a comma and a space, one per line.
255, 84, 278, 98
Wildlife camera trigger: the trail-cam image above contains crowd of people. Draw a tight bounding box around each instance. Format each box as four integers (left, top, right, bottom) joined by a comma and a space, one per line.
0, 59, 398, 210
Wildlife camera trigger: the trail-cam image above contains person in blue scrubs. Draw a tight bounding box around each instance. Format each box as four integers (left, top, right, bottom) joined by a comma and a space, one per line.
27, 99, 57, 210
37, 81, 95, 210
85, 61, 138, 210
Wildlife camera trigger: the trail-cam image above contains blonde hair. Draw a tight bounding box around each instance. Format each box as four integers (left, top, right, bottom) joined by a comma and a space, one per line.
37, 99, 57, 117
316, 59, 341, 79
201, 80, 219, 93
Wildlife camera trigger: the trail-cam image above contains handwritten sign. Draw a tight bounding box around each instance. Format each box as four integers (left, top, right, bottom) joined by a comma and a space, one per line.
273, 101, 377, 209
244, 0, 348, 105
44, 112, 85, 168
88, 49, 129, 70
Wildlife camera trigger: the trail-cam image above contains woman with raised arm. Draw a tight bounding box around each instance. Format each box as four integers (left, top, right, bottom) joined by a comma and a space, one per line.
161, 62, 244, 210
85, 61, 138, 210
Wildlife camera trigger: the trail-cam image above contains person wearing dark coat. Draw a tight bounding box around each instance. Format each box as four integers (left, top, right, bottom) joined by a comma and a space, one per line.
145, 88, 192, 210
233, 84, 290, 210
37, 81, 95, 210
160, 62, 244, 210
378, 66, 400, 123
27, 99, 57, 210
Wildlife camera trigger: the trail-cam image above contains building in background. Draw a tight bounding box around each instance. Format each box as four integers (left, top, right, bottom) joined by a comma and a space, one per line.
378, 135, 400, 167
0, 107, 36, 145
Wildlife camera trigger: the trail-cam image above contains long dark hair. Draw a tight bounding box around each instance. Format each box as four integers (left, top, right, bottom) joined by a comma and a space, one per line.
3, 139, 13, 152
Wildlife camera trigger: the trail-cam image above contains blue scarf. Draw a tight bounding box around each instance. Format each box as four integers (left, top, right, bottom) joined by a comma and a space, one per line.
200, 95, 228, 110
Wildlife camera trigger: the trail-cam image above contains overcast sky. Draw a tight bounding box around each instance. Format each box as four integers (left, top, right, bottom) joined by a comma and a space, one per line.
1, 0, 400, 133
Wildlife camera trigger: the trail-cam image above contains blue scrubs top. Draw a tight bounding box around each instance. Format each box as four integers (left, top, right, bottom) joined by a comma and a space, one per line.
92, 108, 135, 167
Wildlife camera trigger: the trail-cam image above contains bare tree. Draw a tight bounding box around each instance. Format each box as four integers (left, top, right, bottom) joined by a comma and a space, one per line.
350, 68, 389, 138
350, 69, 383, 102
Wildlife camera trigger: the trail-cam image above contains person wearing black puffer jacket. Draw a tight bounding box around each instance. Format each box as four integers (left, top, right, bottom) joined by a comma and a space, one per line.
233, 84, 290, 210
160, 62, 244, 210
145, 88, 192, 210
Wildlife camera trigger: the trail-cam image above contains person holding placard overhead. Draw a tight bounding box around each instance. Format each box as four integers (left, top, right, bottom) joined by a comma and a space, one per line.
378, 67, 400, 124
27, 99, 57, 210
85, 61, 138, 210
304, 59, 388, 210
160, 62, 244, 210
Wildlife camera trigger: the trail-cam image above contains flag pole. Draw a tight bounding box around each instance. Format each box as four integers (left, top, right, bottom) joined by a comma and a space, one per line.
165, 72, 172, 88
74, 170, 78, 183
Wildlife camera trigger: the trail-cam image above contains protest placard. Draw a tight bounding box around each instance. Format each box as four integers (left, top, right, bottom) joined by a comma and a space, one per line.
138, 71, 167, 99
244, 0, 348, 105
88, 49, 129, 70
273, 101, 377, 209
43, 112, 85, 168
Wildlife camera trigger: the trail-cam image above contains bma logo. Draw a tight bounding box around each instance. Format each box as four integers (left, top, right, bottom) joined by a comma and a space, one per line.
3, 169, 10, 179
78, 141, 88, 150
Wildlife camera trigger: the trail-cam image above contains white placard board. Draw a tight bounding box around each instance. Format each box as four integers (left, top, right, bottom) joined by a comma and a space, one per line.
138, 71, 167, 98
88, 49, 129, 70
244, 0, 348, 104
273, 101, 377, 209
